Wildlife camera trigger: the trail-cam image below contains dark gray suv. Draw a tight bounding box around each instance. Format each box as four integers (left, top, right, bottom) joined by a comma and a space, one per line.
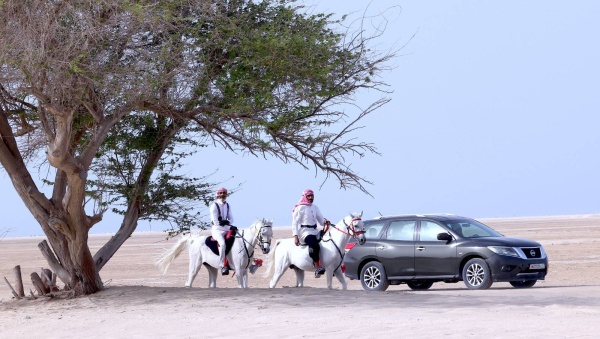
343, 214, 548, 291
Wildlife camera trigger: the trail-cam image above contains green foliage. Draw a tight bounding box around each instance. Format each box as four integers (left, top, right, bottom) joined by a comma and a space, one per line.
1, 0, 392, 237
88, 114, 215, 234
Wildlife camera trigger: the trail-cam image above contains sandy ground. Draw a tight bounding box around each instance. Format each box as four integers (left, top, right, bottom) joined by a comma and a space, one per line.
1, 215, 600, 338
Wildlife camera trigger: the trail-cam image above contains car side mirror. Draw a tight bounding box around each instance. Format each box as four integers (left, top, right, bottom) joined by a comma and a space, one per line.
437, 233, 453, 242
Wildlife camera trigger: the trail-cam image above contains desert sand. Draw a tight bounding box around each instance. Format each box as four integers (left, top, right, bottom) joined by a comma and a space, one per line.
1, 215, 600, 338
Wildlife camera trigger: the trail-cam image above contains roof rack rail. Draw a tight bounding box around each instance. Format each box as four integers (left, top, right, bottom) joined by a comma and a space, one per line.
372, 213, 457, 219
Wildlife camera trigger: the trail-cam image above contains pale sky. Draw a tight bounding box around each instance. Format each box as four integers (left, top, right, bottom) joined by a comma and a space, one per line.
2, 0, 599, 237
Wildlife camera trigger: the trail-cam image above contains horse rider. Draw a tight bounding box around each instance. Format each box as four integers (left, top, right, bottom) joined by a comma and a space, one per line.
292, 189, 330, 278
210, 187, 236, 275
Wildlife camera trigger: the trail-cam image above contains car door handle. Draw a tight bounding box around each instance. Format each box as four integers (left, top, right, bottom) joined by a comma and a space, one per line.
377, 246, 386, 250
416, 246, 425, 251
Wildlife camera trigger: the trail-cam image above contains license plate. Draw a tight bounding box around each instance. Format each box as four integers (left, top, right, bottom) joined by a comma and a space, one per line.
529, 263, 545, 269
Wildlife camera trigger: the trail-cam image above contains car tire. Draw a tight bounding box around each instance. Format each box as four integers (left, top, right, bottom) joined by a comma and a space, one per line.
509, 280, 537, 288
463, 258, 493, 290
360, 262, 390, 292
406, 280, 434, 290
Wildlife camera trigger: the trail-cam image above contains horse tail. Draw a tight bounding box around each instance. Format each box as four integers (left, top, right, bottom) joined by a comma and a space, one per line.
263, 238, 280, 278
155, 235, 191, 274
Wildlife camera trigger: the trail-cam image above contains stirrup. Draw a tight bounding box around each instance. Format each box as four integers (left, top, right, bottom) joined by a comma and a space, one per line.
221, 266, 230, 276
314, 267, 325, 278
249, 259, 263, 275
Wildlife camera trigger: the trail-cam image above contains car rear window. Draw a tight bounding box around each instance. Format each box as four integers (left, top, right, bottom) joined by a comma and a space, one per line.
364, 222, 385, 239
387, 220, 416, 241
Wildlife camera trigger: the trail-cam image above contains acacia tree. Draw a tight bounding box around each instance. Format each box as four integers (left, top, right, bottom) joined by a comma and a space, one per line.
0, 0, 394, 295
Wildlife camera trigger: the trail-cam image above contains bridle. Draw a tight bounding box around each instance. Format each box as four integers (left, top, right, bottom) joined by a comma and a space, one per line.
238, 221, 273, 269
333, 216, 365, 238
257, 223, 273, 247
237, 221, 273, 246
322, 215, 364, 274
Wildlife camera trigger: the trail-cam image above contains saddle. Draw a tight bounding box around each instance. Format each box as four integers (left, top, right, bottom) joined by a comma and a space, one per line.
298, 230, 325, 246
205, 229, 237, 256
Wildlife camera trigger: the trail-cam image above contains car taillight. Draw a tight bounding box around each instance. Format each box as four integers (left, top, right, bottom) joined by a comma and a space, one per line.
345, 243, 356, 252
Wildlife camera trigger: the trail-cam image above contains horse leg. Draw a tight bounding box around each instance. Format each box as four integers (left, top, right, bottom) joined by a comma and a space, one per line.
235, 269, 245, 288
243, 272, 249, 288
186, 247, 203, 287
334, 269, 348, 290
269, 260, 290, 289
293, 268, 305, 287
238, 270, 248, 289
239, 262, 250, 288
325, 270, 334, 289
269, 268, 284, 288
206, 265, 218, 288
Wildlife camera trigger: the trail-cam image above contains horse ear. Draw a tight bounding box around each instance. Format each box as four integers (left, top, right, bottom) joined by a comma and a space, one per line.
360, 211, 363, 217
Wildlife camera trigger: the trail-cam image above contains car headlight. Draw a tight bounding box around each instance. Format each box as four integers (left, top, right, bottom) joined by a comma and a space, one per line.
488, 246, 520, 257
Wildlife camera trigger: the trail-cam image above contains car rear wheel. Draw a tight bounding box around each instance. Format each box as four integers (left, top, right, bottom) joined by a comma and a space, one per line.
406, 280, 434, 290
509, 280, 537, 288
463, 258, 493, 290
360, 262, 390, 291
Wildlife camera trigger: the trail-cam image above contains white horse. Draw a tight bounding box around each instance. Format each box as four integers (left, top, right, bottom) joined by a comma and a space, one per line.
156, 218, 273, 288
265, 212, 366, 290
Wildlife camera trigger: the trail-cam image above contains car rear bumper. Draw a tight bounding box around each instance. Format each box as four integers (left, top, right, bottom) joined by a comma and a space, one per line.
343, 260, 360, 280
345, 272, 359, 280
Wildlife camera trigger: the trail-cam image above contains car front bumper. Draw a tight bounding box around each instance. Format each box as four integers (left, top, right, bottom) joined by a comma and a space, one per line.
487, 255, 549, 282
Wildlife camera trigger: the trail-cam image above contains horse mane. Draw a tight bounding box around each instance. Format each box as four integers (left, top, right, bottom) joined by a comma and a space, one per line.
336, 212, 363, 227
249, 218, 263, 233
250, 218, 272, 230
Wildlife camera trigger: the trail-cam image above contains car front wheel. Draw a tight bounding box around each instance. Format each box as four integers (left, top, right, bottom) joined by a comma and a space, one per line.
406, 280, 434, 290
463, 258, 493, 290
360, 262, 390, 291
509, 280, 537, 288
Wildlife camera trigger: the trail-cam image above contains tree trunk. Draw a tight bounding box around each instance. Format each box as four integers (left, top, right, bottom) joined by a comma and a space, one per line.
94, 206, 139, 271
63, 230, 104, 295
42, 228, 104, 295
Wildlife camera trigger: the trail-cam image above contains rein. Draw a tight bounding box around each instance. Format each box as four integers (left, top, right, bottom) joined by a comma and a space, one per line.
236, 222, 272, 269
329, 217, 364, 237
321, 216, 363, 274
235, 230, 254, 269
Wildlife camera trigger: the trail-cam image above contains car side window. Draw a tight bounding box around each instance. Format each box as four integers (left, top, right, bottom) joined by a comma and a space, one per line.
386, 220, 416, 241
364, 222, 385, 239
419, 221, 447, 241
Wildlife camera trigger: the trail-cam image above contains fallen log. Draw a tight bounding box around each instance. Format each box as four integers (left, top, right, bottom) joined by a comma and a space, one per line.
40, 289, 76, 299
30, 272, 48, 295
40, 268, 54, 290
13, 265, 25, 297
3, 277, 20, 299
38, 240, 71, 287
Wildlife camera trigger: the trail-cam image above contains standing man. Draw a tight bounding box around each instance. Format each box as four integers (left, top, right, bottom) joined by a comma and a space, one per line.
292, 189, 330, 278
210, 187, 236, 275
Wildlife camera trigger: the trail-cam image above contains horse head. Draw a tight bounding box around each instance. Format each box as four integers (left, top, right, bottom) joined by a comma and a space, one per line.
343, 211, 366, 245
257, 218, 274, 254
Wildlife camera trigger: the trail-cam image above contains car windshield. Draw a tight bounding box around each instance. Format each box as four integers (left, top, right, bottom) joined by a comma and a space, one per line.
443, 219, 503, 238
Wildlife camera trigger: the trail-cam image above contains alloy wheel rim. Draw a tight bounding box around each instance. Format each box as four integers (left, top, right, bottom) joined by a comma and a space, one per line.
466, 263, 485, 286
365, 266, 381, 288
